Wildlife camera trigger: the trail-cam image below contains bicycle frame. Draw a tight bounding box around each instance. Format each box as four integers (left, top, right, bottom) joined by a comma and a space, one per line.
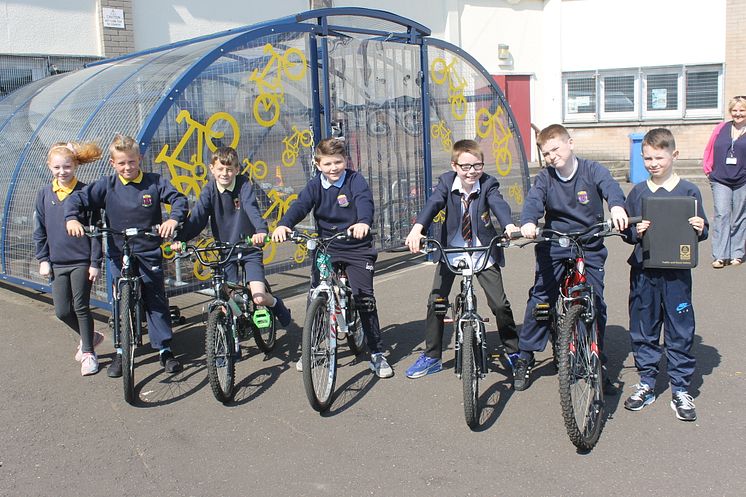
421, 235, 512, 378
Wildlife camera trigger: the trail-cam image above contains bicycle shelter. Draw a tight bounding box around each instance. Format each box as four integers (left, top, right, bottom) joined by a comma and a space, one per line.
0, 7, 529, 309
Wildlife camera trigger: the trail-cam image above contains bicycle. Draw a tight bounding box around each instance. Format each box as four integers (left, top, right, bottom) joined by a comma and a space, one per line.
418, 234, 517, 429
84, 224, 163, 405
284, 230, 366, 412
169, 237, 276, 403
519, 216, 641, 450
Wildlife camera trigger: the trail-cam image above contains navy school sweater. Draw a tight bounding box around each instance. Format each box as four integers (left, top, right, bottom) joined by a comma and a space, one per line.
278, 169, 374, 250
34, 181, 103, 268
65, 172, 188, 259
623, 179, 709, 269
177, 175, 268, 244
520, 157, 626, 254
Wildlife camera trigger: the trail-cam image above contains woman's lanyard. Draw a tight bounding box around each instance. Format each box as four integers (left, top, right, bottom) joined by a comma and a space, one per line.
727, 125, 745, 163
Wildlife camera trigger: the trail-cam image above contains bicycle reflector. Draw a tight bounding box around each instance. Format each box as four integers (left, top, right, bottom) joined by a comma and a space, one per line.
252, 308, 272, 328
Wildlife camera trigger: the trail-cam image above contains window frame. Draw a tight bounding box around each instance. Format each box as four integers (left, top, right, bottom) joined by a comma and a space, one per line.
561, 64, 722, 124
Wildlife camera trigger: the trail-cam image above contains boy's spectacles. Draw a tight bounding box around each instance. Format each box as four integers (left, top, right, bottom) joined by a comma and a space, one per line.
455, 162, 485, 171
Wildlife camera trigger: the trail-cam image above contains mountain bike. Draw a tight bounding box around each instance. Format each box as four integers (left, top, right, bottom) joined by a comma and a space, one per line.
521, 216, 640, 450
170, 238, 276, 403
85, 224, 162, 405
418, 234, 516, 429
285, 230, 366, 412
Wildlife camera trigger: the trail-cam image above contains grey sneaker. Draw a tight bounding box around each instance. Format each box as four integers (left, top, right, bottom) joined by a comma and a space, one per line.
671, 391, 697, 421
624, 383, 656, 411
369, 352, 393, 378
296, 356, 303, 372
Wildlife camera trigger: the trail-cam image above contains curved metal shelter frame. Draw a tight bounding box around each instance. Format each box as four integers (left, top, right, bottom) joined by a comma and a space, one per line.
0, 7, 528, 309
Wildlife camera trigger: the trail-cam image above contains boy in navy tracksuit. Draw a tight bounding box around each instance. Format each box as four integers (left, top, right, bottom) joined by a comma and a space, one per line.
174, 146, 291, 329
403, 139, 520, 379
66, 134, 188, 377
515, 124, 629, 391
622, 128, 708, 422
271, 138, 392, 378
34, 141, 104, 376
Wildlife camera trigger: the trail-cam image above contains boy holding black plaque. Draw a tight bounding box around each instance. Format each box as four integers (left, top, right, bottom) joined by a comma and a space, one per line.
622, 128, 708, 421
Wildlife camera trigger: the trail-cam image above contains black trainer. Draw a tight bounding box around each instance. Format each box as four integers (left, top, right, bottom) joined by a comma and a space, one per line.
671, 391, 697, 421
513, 357, 534, 391
160, 350, 182, 374
624, 383, 655, 411
107, 353, 123, 378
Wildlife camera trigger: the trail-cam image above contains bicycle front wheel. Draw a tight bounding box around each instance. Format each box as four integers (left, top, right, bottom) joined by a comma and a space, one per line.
557, 305, 605, 450
206, 307, 236, 403
302, 295, 337, 412
461, 322, 480, 429
119, 283, 137, 405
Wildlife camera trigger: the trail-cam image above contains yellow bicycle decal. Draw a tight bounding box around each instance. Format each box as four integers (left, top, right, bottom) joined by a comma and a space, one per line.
430, 57, 467, 121
281, 126, 313, 168
192, 236, 221, 281
430, 120, 453, 152
155, 110, 240, 198
259, 189, 299, 265
292, 229, 316, 264
242, 158, 268, 181
508, 184, 524, 205
249, 43, 307, 128
475, 107, 513, 176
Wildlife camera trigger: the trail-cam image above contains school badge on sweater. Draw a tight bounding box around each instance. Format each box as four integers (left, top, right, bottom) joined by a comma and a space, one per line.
576, 190, 589, 205
142, 194, 153, 207
337, 194, 349, 207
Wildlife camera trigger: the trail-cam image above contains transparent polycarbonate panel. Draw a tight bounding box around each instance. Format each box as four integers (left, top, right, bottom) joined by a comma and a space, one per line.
426, 44, 527, 224
146, 31, 315, 290
326, 35, 425, 249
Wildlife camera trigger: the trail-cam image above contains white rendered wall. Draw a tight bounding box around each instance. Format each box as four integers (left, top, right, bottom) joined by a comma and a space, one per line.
0, 0, 100, 55
132, 0, 308, 50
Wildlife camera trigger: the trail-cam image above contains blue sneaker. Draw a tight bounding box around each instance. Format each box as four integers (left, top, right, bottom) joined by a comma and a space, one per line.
405, 353, 442, 379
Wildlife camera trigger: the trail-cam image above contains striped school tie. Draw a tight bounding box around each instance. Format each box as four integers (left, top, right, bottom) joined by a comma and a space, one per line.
462, 193, 474, 245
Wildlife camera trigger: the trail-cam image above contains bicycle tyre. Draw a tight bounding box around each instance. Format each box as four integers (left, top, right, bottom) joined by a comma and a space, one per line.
205, 307, 236, 403
461, 322, 479, 429
557, 305, 605, 450
253, 306, 277, 353
346, 306, 365, 355
119, 283, 136, 405
302, 295, 337, 412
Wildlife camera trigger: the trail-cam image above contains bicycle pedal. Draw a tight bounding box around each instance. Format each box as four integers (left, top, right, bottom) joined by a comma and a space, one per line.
533, 303, 551, 321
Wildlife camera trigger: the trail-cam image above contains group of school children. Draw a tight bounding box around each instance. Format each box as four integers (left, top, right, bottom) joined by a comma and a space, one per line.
34, 124, 707, 423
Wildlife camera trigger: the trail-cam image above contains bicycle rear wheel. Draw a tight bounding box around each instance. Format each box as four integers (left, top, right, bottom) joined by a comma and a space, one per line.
206, 307, 236, 403
302, 295, 337, 412
461, 322, 480, 429
557, 305, 605, 450
346, 306, 365, 355
119, 283, 136, 405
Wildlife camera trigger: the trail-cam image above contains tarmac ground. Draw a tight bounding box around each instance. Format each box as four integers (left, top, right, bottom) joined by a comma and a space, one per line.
1, 184, 745, 497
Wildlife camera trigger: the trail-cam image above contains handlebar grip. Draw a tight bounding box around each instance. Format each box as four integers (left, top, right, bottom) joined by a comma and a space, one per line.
244, 234, 271, 246
508, 230, 522, 240
627, 216, 643, 224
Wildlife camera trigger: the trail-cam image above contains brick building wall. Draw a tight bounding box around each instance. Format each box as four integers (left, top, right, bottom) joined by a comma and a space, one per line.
568, 124, 715, 163
100, 0, 135, 58
725, 0, 746, 103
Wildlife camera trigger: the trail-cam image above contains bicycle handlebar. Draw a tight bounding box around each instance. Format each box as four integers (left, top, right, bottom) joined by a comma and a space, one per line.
169, 236, 268, 267
419, 234, 515, 276
84, 224, 161, 239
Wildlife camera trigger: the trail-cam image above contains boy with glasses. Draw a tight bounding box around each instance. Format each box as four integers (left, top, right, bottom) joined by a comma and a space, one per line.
404, 139, 520, 378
